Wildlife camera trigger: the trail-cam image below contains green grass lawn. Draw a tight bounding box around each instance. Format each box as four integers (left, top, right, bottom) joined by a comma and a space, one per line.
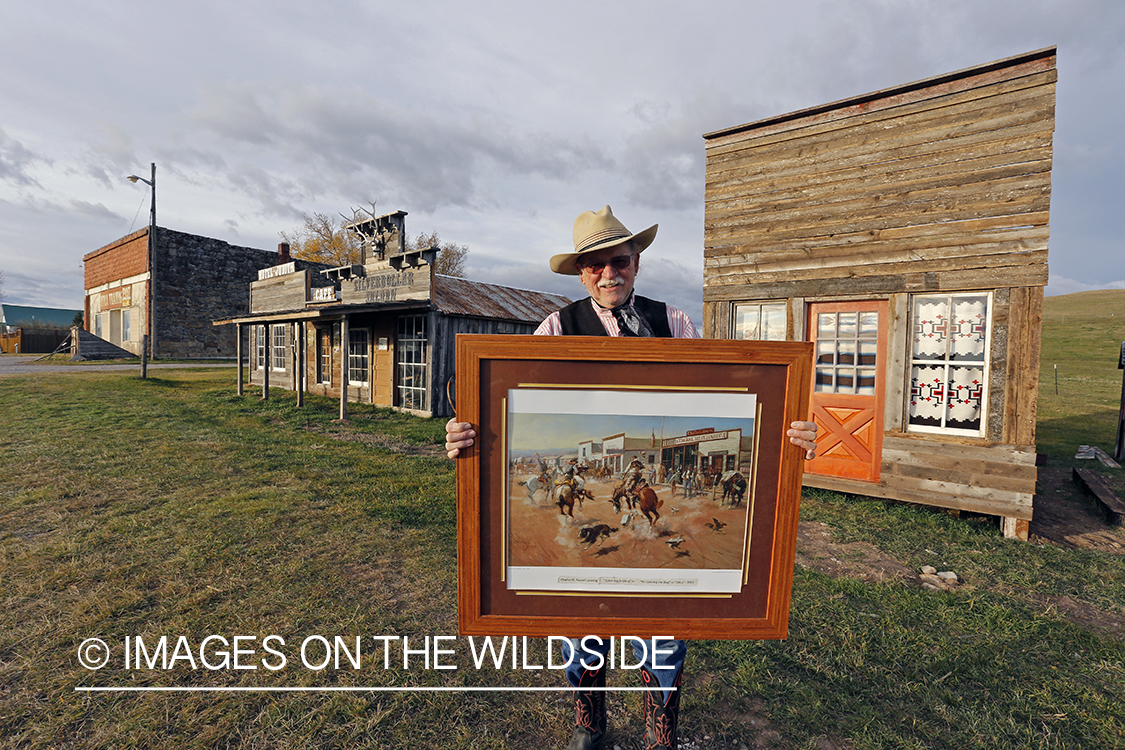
2, 294, 1124, 749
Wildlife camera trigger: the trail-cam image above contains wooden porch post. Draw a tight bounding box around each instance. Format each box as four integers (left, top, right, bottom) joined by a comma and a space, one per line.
262, 324, 270, 400
236, 323, 243, 396
339, 316, 349, 420
296, 321, 305, 408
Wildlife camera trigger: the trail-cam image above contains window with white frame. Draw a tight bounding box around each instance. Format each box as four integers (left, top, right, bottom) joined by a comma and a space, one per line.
733, 302, 788, 341
271, 324, 286, 370
122, 310, 130, 342
316, 326, 332, 385
908, 293, 991, 436
397, 315, 428, 411
348, 328, 369, 385
255, 326, 266, 368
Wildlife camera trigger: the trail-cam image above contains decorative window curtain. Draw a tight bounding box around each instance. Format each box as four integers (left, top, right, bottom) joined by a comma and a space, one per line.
908, 294, 989, 434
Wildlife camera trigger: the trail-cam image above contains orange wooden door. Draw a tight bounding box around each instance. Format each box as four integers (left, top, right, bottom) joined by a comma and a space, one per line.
806, 301, 888, 483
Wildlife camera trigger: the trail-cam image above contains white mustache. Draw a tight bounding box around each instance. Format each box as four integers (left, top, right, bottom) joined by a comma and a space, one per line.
598, 279, 624, 289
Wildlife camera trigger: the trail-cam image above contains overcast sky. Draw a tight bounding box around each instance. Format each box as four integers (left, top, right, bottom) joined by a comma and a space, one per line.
1, 0, 1121, 325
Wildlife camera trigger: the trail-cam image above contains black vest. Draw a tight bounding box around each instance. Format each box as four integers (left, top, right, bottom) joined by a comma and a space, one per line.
556, 295, 673, 338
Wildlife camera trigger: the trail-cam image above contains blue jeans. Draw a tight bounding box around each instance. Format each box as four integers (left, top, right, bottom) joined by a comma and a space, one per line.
560, 637, 686, 703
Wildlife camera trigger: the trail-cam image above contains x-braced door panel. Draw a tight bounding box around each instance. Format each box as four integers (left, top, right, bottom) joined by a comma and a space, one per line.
806, 301, 888, 483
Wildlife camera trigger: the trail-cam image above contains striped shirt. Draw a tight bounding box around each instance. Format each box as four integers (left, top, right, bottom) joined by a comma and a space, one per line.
534, 295, 700, 338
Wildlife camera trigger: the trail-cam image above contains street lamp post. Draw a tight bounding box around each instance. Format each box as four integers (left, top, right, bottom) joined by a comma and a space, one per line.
127, 163, 156, 359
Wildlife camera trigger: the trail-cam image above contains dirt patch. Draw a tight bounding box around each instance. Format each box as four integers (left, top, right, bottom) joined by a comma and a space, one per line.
1030, 467, 1125, 554
795, 521, 915, 582
303, 422, 446, 457
1036, 594, 1125, 640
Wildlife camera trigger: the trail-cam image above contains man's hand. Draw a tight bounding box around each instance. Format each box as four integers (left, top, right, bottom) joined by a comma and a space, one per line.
445, 418, 476, 459
788, 421, 818, 460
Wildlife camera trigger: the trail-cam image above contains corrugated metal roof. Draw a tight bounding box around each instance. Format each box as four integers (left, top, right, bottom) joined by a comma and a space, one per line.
431, 275, 570, 324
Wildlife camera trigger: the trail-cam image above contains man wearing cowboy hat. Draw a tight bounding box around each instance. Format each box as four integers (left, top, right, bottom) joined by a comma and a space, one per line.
446, 205, 818, 750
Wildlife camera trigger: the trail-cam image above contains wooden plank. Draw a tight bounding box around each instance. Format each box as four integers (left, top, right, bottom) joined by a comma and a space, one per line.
884, 294, 908, 433
340, 266, 431, 305
788, 297, 806, 341
705, 210, 1051, 261
1003, 286, 1044, 446
706, 138, 1055, 217
881, 432, 1038, 460
705, 59, 1055, 153
704, 251, 1049, 294
882, 452, 1038, 494
707, 139, 1055, 219
706, 92, 1056, 195
706, 195, 1053, 255
986, 288, 1010, 443
705, 226, 1050, 276
703, 263, 1049, 303
705, 170, 1052, 245
1073, 467, 1125, 526
706, 119, 1055, 196
879, 471, 1034, 512
250, 271, 310, 314
707, 158, 1054, 239
802, 471, 1034, 519
707, 95, 1056, 190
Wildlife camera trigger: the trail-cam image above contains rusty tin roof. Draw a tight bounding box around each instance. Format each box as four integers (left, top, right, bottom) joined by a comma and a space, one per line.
431, 275, 570, 324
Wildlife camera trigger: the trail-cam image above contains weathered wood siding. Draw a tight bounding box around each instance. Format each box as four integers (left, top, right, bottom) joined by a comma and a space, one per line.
702, 48, 1056, 303
430, 314, 540, 418
702, 48, 1056, 534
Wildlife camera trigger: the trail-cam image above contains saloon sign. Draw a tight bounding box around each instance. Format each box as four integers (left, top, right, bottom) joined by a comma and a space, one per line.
662, 428, 730, 448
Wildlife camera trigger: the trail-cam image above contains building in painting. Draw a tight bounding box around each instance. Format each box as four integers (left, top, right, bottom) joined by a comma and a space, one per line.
701, 48, 1057, 539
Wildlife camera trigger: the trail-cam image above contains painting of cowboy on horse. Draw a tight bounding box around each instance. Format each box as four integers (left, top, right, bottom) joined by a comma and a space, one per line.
502, 388, 762, 589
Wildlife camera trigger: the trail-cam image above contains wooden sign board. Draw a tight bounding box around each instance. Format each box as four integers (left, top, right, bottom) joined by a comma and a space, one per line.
250, 270, 311, 313
339, 267, 431, 305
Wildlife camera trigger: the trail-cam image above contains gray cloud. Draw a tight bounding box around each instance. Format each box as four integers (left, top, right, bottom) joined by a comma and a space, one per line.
0, 128, 47, 188
184, 83, 614, 216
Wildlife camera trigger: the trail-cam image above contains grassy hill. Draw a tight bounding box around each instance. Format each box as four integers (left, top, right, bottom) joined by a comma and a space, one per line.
1037, 289, 1125, 468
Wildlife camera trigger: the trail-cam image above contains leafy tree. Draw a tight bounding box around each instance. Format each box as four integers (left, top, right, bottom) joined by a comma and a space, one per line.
279, 213, 363, 267
408, 231, 469, 278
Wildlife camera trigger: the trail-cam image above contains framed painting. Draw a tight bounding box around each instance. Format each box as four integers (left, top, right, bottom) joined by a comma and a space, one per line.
455, 335, 812, 640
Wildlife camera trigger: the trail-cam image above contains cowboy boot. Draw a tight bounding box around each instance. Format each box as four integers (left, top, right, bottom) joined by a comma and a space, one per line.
641, 667, 681, 750
566, 665, 606, 750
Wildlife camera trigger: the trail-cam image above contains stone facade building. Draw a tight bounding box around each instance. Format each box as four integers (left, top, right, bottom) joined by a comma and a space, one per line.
83, 227, 325, 358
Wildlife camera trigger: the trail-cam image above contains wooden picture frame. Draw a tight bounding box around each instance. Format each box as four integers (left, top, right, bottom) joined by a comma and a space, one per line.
455, 335, 812, 640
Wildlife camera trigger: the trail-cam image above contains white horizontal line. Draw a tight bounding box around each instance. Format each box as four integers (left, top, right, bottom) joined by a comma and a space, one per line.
75, 686, 674, 693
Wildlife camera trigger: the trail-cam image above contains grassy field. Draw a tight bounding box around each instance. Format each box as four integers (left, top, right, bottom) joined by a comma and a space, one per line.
1, 292, 1124, 749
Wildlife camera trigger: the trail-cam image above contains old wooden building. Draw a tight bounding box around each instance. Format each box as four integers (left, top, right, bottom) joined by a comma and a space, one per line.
701, 48, 1056, 539
218, 210, 570, 419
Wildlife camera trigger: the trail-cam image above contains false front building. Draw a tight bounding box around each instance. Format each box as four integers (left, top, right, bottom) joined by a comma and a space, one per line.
217, 210, 570, 419
702, 48, 1057, 539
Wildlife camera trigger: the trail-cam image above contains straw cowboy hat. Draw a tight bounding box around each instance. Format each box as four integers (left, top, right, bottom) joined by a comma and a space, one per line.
549, 205, 658, 275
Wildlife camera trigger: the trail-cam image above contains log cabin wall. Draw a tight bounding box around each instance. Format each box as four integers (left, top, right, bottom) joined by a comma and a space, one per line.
702, 48, 1056, 539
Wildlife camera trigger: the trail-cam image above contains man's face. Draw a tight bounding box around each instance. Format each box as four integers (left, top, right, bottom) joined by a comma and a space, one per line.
577, 243, 638, 309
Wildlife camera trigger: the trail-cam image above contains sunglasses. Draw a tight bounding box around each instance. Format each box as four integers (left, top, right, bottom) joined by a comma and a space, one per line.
579, 254, 633, 274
